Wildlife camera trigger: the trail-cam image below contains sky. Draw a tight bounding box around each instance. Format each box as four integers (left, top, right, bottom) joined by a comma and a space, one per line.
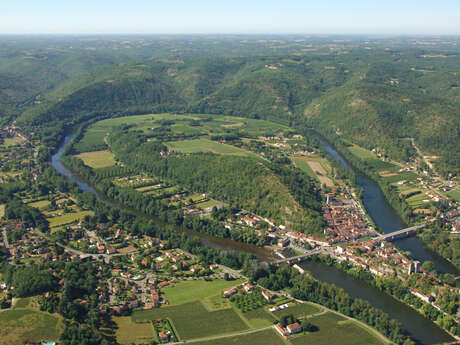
1, 0, 460, 35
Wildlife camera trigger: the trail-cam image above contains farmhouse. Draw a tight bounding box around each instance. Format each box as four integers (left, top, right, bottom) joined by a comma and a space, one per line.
287, 322, 303, 334
262, 289, 274, 301
223, 287, 237, 297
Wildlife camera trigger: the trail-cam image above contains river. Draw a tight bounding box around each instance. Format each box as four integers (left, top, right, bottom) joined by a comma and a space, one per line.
317, 135, 459, 276
52, 133, 455, 345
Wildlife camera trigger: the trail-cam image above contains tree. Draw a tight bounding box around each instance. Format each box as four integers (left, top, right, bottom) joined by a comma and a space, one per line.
421, 261, 435, 272
301, 320, 318, 332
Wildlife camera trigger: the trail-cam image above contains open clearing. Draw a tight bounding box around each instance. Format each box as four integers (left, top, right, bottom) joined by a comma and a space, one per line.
47, 210, 93, 228
75, 150, 116, 168
2, 136, 25, 147
28, 200, 50, 209
167, 138, 256, 157
290, 312, 385, 345
191, 328, 285, 345
272, 302, 321, 319
0, 308, 63, 345
113, 316, 155, 344
162, 279, 243, 306
307, 161, 334, 188
447, 189, 460, 202
132, 301, 247, 340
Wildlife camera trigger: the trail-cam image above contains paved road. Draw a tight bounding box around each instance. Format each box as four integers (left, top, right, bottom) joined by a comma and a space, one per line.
2, 227, 9, 249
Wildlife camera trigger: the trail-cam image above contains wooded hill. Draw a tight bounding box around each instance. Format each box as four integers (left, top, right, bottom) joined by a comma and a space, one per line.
5, 38, 459, 174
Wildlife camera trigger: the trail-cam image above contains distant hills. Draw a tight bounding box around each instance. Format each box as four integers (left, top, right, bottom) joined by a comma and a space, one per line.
0, 37, 458, 173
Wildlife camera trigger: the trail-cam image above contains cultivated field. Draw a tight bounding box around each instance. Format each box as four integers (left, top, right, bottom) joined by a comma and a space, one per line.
113, 316, 155, 344
162, 279, 243, 305
2, 136, 25, 147
0, 307, 63, 345
47, 210, 93, 228
75, 150, 116, 168
192, 328, 285, 345
0, 204, 4, 218
289, 312, 385, 345
132, 301, 248, 340
167, 138, 255, 157
272, 302, 321, 319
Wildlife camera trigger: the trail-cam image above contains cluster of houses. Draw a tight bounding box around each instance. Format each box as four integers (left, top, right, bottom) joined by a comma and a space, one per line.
322, 197, 372, 244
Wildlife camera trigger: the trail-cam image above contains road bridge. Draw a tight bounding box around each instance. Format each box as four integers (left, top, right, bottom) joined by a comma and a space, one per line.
275, 248, 323, 264
373, 224, 425, 242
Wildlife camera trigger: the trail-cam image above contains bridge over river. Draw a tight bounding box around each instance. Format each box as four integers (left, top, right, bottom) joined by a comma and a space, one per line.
372, 224, 425, 242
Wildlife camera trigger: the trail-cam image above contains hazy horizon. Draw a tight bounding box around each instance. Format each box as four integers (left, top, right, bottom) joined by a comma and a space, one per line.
2, 0, 460, 36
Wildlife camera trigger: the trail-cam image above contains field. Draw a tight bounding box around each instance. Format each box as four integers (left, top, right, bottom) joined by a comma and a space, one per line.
162, 279, 243, 305
194, 198, 225, 210
167, 138, 255, 157
192, 328, 285, 345
447, 189, 460, 202
289, 312, 385, 345
241, 308, 276, 328
406, 193, 431, 208
47, 210, 93, 228
0, 204, 4, 218
2, 136, 25, 147
272, 302, 321, 319
0, 308, 63, 345
28, 200, 50, 210
113, 316, 155, 344
131, 301, 248, 340
348, 144, 377, 160
75, 150, 116, 168
292, 156, 334, 187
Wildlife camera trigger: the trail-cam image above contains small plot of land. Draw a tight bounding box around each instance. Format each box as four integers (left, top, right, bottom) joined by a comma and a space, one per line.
0, 204, 4, 218
241, 308, 276, 328
75, 150, 116, 168
194, 198, 225, 210
406, 193, 431, 208
2, 136, 25, 147
348, 144, 378, 161
132, 301, 248, 340
47, 210, 93, 228
192, 328, 285, 345
293, 157, 334, 187
167, 138, 255, 157
0, 308, 63, 345
447, 189, 460, 202
113, 316, 155, 345
289, 312, 385, 345
27, 200, 50, 210
162, 279, 243, 306
272, 302, 321, 319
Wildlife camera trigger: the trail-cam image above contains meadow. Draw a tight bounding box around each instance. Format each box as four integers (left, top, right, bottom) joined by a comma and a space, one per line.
75, 150, 116, 168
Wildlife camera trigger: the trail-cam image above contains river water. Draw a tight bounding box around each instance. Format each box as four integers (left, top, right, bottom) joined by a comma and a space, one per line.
52, 133, 455, 345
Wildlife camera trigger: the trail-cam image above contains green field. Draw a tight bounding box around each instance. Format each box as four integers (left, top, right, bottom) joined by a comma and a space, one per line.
241, 308, 276, 328
28, 200, 50, 209
132, 301, 248, 340
47, 210, 93, 228
192, 328, 285, 345
292, 157, 317, 179
447, 189, 460, 202
113, 316, 155, 345
167, 138, 254, 156
75, 150, 116, 168
2, 136, 25, 147
289, 312, 385, 345
348, 144, 378, 160
272, 302, 321, 319
162, 279, 243, 305
406, 193, 431, 207
0, 308, 63, 345
194, 198, 225, 210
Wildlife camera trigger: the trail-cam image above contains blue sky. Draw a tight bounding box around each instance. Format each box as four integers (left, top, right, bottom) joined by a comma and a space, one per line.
1, 0, 459, 35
